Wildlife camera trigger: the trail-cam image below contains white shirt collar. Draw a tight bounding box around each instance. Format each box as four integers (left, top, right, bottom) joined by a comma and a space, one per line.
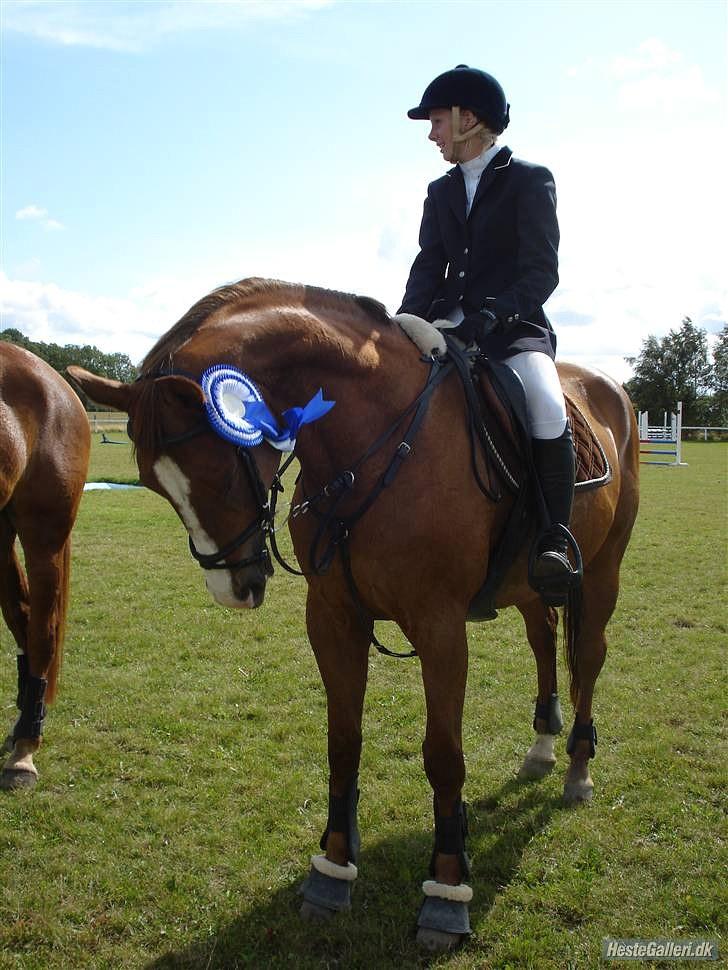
459, 140, 501, 179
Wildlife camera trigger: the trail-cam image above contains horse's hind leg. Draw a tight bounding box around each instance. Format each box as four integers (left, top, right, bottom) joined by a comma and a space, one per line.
561, 543, 623, 805
0, 515, 30, 754
1, 534, 70, 790
517, 598, 564, 780
299, 592, 370, 921
0, 515, 30, 648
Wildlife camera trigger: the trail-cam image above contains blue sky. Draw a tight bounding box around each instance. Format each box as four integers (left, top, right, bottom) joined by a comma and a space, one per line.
1, 0, 726, 381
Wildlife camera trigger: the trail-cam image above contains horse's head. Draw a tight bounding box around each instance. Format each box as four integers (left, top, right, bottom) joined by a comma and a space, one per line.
67, 367, 280, 609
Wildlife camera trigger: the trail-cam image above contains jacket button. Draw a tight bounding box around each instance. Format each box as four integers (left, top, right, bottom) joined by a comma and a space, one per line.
464, 247, 469, 255
458, 271, 465, 278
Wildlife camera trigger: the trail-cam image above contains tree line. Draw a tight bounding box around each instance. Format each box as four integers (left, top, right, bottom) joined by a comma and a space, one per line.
0, 327, 137, 410
624, 318, 728, 427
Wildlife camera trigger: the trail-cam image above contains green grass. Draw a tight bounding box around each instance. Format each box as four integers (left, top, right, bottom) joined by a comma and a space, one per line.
1, 443, 726, 968
85, 431, 140, 485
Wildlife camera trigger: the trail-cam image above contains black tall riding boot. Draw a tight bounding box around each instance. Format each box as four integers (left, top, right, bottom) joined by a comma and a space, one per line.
530, 425, 577, 602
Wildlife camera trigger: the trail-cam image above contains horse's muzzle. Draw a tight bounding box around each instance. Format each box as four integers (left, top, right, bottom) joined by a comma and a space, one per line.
204, 548, 272, 609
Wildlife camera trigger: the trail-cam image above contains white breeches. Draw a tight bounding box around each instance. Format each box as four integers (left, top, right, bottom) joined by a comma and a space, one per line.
503, 351, 567, 440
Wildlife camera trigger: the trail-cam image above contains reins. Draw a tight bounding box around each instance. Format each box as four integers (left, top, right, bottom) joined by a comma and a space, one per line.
291, 355, 452, 575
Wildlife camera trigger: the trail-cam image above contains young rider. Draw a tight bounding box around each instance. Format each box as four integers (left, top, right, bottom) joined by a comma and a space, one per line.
399, 64, 576, 600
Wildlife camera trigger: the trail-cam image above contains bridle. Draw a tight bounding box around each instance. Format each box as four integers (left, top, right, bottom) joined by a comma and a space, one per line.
132, 418, 295, 575
186, 445, 281, 574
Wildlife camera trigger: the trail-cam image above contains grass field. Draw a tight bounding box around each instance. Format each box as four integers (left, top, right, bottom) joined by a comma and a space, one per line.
1, 435, 726, 969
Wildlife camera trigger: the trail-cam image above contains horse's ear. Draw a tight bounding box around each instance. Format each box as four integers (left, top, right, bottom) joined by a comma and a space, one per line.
66, 366, 133, 413
155, 375, 205, 410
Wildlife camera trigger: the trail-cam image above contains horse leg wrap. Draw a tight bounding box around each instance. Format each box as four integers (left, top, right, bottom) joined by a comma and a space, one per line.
319, 775, 360, 863
566, 719, 597, 759
13, 673, 47, 742
16, 653, 29, 710
429, 797, 471, 879
299, 776, 360, 913
533, 693, 564, 734
418, 798, 472, 935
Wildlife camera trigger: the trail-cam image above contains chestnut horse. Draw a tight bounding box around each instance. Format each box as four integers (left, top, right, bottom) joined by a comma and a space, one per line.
69, 278, 639, 949
1, 342, 90, 789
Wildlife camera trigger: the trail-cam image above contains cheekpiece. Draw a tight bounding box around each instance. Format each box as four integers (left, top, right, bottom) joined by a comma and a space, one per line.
201, 364, 335, 452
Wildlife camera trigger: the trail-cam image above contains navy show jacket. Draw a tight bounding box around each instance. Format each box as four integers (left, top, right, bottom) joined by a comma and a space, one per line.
398, 146, 560, 360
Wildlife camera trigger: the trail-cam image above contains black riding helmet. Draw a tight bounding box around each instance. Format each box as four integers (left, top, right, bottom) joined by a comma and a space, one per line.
407, 64, 510, 133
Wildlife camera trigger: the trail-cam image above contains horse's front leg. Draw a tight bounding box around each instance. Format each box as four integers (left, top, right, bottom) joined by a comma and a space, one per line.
415, 617, 472, 951
299, 589, 370, 921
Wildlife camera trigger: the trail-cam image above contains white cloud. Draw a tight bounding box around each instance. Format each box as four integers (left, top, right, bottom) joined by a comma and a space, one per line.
2, 0, 334, 52
568, 38, 720, 113
0, 273, 161, 362
617, 63, 719, 111
609, 38, 719, 111
15, 204, 64, 231
610, 38, 683, 79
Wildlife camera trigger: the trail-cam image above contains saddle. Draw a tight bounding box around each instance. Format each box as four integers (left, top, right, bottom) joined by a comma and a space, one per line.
472, 355, 612, 497
394, 314, 611, 619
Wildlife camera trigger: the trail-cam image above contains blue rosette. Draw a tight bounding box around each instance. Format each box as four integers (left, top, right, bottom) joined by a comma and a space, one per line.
201, 365, 267, 447
201, 364, 335, 451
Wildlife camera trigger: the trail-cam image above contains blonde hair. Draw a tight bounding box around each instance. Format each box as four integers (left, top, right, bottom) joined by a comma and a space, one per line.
451, 106, 497, 149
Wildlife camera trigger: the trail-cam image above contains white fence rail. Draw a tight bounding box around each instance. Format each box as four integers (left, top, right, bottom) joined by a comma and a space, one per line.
682, 426, 728, 441
87, 412, 127, 432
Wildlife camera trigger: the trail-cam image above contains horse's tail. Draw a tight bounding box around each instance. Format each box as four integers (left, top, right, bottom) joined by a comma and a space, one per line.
563, 582, 584, 708
46, 538, 72, 704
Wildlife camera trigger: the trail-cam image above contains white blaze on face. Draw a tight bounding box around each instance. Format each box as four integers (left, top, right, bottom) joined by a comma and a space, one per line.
152, 455, 252, 608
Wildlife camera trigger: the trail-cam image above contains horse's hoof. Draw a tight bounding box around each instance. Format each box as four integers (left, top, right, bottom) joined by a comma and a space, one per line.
416, 927, 463, 952
0, 768, 38, 791
298, 862, 354, 919
299, 899, 336, 922
519, 734, 557, 781
518, 756, 556, 780
563, 779, 594, 805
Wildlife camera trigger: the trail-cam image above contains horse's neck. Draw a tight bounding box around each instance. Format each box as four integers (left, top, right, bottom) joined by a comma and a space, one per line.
237, 315, 387, 405
238, 317, 409, 480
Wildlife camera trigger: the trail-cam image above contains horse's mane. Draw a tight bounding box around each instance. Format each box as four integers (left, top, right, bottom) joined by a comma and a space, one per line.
139, 277, 390, 378
131, 278, 390, 456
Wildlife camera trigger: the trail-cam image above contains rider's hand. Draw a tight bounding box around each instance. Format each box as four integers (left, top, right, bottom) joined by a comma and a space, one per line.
454, 303, 520, 345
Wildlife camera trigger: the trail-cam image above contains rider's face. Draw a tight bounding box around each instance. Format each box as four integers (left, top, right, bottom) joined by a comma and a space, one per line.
428, 109, 455, 161
428, 107, 483, 163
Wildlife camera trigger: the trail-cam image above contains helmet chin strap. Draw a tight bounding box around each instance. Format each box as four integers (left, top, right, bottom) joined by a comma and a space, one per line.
450, 105, 491, 163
